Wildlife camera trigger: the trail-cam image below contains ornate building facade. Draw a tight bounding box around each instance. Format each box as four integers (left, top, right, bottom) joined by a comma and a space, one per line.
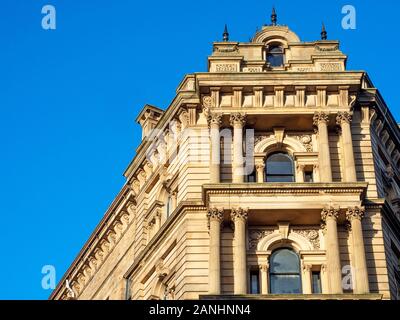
50, 15, 400, 300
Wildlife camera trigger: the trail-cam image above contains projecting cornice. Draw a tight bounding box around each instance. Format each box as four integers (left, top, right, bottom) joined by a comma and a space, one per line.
202, 182, 369, 208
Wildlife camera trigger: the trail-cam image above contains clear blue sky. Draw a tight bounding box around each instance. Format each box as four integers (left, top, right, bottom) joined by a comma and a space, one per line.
0, 0, 399, 300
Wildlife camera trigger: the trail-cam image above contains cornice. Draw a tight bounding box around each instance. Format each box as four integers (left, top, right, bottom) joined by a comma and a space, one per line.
202, 182, 368, 205
124, 90, 200, 180
49, 184, 135, 300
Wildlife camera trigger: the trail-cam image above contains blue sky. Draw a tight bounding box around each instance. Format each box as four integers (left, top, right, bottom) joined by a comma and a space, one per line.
0, 0, 399, 300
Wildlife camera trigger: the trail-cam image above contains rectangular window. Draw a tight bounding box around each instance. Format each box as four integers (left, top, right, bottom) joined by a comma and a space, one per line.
250, 270, 260, 294
312, 271, 322, 294
304, 171, 314, 183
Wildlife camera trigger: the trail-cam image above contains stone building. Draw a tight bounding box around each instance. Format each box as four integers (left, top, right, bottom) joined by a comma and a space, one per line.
50, 13, 400, 300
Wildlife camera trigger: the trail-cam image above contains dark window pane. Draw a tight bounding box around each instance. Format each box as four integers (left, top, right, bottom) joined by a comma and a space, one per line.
312, 272, 322, 294
269, 249, 302, 294
304, 171, 314, 182
267, 46, 284, 67
270, 249, 300, 273
266, 153, 294, 182
250, 271, 260, 294
270, 275, 302, 294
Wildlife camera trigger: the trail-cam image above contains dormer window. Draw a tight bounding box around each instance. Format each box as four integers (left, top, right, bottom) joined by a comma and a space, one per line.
267, 45, 284, 67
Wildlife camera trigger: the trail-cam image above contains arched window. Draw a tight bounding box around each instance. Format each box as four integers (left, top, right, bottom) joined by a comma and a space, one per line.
269, 248, 302, 294
267, 45, 284, 67
265, 153, 295, 182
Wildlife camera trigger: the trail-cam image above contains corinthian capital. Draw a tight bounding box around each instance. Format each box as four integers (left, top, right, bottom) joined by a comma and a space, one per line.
230, 113, 246, 127
346, 207, 365, 222
231, 207, 249, 222
336, 111, 352, 126
207, 113, 222, 128
313, 112, 329, 126
321, 207, 339, 222
207, 208, 224, 222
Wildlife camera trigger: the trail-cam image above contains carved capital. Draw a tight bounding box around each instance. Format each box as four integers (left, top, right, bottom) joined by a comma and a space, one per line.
231, 207, 249, 222
302, 263, 312, 272
229, 113, 246, 127
207, 113, 222, 128
207, 208, 224, 223
346, 206, 365, 222
260, 263, 269, 272
313, 112, 329, 127
321, 207, 339, 222
256, 163, 265, 171
336, 111, 352, 126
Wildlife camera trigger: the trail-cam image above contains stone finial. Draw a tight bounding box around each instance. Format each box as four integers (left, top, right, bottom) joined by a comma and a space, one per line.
223, 24, 229, 42
271, 7, 277, 26
321, 23, 327, 40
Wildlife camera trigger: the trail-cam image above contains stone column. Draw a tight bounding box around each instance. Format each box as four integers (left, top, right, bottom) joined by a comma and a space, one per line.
208, 113, 222, 184
302, 263, 312, 294
346, 207, 369, 294
207, 208, 224, 295
321, 208, 343, 294
313, 112, 333, 182
260, 264, 269, 294
256, 162, 265, 183
231, 208, 248, 294
337, 112, 357, 182
230, 114, 246, 183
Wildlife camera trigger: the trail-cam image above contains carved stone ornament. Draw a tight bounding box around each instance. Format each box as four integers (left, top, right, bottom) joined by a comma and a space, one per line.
292, 229, 320, 249
229, 113, 246, 127
336, 111, 352, 126
346, 207, 365, 222
231, 208, 249, 222
313, 112, 329, 126
202, 95, 212, 108
207, 208, 223, 228
207, 113, 222, 128
248, 229, 275, 249
321, 207, 339, 222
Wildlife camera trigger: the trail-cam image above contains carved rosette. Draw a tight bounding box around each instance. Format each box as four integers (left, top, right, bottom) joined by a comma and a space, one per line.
321, 207, 339, 222
229, 113, 246, 127
230, 207, 249, 222
346, 207, 365, 222
336, 111, 352, 126
313, 112, 329, 127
